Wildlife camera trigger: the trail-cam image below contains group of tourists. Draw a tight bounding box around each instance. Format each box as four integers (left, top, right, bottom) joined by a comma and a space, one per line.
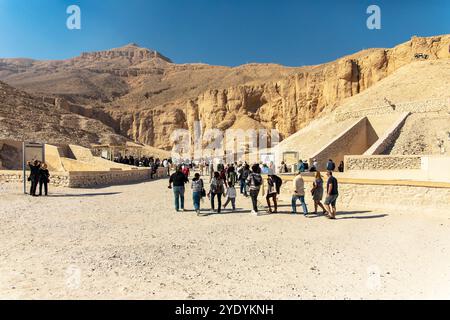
114, 155, 172, 178
27, 160, 50, 197
168, 160, 340, 219
279, 158, 344, 174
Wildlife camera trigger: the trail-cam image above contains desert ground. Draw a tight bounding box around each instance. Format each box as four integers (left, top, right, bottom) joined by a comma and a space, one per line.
1, 177, 450, 300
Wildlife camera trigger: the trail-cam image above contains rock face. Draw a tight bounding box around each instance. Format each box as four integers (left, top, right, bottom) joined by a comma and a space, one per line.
0, 81, 127, 147
0, 35, 449, 150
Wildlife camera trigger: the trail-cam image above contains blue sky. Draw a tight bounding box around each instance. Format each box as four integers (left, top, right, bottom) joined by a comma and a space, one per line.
0, 0, 448, 66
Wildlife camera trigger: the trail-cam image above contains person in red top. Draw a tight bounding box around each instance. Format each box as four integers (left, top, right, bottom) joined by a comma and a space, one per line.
182, 165, 190, 178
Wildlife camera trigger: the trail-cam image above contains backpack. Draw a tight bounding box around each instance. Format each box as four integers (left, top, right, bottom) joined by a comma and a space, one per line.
211, 178, 224, 194
272, 175, 283, 194
251, 174, 262, 187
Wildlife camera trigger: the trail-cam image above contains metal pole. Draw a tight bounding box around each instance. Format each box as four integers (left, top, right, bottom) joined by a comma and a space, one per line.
22, 141, 26, 195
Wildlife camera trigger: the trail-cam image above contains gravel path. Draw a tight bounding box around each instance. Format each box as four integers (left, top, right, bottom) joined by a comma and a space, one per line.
1, 179, 449, 299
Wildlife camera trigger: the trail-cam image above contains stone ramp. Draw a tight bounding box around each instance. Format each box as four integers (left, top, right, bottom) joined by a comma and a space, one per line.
364, 112, 411, 155
270, 116, 361, 161
308, 117, 378, 170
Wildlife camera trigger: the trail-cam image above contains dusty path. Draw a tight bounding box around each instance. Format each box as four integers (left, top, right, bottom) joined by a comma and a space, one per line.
0, 179, 449, 299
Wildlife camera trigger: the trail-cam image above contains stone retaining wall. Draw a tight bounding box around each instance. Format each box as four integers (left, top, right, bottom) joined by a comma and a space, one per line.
335, 98, 449, 121
344, 155, 422, 170
67, 169, 151, 188
0, 167, 169, 189
268, 174, 450, 214
338, 183, 450, 214
0, 170, 71, 187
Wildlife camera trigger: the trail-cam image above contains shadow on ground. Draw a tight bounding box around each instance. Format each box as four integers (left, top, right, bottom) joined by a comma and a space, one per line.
48, 192, 122, 198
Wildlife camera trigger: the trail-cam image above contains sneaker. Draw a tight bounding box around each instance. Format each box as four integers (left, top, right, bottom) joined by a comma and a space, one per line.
251, 210, 259, 216
179, 209, 185, 212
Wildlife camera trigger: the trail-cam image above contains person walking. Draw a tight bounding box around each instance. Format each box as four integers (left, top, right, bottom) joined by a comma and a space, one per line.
338, 161, 345, 173
266, 172, 280, 213
311, 171, 327, 215
27, 160, 41, 197
209, 162, 214, 181
38, 163, 50, 196
239, 164, 250, 197
291, 172, 309, 216
223, 184, 237, 211
199, 161, 205, 176
191, 173, 204, 215
227, 165, 237, 187
168, 166, 189, 212
326, 159, 336, 172
246, 164, 263, 215
279, 161, 288, 173
182, 164, 190, 178
324, 171, 339, 219
209, 172, 225, 213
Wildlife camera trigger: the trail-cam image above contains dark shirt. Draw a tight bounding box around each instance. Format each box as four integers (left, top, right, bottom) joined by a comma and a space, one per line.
29, 164, 40, 178
39, 169, 50, 182
327, 176, 339, 195
169, 172, 189, 187
326, 161, 336, 171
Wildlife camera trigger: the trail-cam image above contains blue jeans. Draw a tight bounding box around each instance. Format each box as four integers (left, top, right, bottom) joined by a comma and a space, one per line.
192, 191, 201, 211
292, 195, 308, 215
173, 186, 185, 211
240, 180, 247, 195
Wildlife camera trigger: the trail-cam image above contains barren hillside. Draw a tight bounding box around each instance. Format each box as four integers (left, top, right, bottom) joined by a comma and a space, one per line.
0, 35, 449, 150
0, 81, 127, 147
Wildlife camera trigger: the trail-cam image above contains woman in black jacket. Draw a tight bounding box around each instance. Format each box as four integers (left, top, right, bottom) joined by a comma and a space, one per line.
38, 163, 50, 196
27, 160, 41, 196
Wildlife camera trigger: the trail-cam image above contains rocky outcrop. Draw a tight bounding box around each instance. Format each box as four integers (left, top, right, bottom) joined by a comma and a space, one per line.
1, 35, 449, 150
78, 43, 172, 64
108, 35, 449, 149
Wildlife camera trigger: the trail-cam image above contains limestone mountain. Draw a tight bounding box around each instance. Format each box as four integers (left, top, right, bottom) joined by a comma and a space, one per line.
0, 81, 127, 147
0, 35, 449, 150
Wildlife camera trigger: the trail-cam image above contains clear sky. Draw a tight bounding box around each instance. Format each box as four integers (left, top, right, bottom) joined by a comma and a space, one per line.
0, 0, 448, 66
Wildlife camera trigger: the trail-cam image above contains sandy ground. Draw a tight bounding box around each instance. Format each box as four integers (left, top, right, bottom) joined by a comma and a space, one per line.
1, 178, 450, 300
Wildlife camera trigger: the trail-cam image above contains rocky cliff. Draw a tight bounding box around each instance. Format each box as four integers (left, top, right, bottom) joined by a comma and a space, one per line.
1, 35, 449, 150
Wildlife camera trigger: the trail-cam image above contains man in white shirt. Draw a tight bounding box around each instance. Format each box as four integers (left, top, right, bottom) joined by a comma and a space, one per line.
291, 172, 309, 216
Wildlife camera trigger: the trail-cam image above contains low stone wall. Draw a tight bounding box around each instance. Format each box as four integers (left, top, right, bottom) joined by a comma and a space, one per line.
335, 97, 449, 121
0, 167, 169, 188
338, 183, 450, 214
67, 169, 151, 188
0, 170, 71, 187
345, 155, 422, 171
268, 174, 450, 214
154, 167, 170, 179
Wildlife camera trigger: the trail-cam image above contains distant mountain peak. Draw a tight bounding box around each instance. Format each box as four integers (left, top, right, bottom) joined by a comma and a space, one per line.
80, 44, 172, 64
124, 43, 140, 47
